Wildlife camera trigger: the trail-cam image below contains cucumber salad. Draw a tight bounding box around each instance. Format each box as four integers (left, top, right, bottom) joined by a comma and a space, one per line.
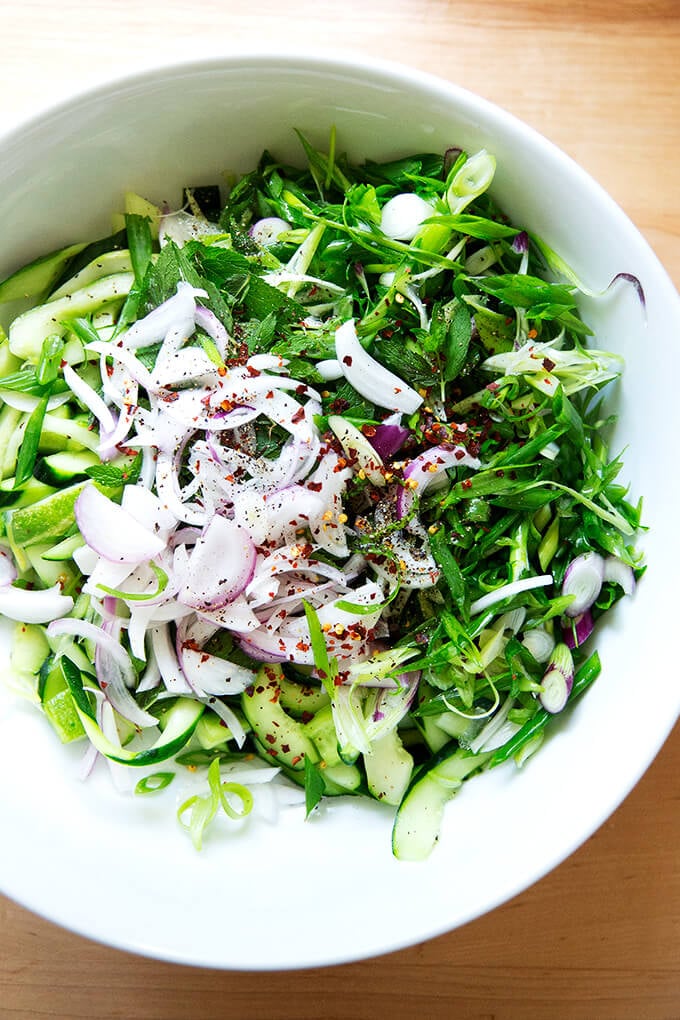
0, 131, 643, 860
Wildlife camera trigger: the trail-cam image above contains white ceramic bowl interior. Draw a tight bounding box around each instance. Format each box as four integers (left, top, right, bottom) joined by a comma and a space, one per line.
0, 53, 678, 970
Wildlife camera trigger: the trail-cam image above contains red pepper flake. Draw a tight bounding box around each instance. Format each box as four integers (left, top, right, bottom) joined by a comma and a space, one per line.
461, 479, 473, 490
290, 407, 305, 424
301, 711, 314, 724
217, 365, 227, 377
105, 364, 114, 377
342, 355, 353, 366
295, 384, 307, 396
542, 357, 556, 371
281, 743, 291, 754
291, 755, 302, 767
266, 390, 274, 399
265, 733, 276, 745
361, 424, 377, 438
307, 481, 323, 492
247, 364, 261, 377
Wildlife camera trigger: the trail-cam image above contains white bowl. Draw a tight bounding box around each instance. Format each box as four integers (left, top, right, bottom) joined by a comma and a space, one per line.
0, 53, 678, 970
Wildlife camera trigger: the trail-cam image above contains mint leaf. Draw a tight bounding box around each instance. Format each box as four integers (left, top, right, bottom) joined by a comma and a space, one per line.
304, 755, 326, 818
85, 464, 125, 486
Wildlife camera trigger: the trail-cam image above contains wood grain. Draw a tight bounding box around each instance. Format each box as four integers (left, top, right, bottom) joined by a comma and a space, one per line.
0, 3, 678, 1018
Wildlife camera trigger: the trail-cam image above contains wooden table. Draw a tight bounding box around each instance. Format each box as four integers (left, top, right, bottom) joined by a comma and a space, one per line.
1, 3, 678, 1017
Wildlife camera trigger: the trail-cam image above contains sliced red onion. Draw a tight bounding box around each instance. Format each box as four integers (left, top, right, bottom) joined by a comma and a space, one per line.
539, 642, 574, 714
62, 363, 116, 435
198, 696, 247, 747
0, 549, 17, 587
136, 652, 161, 693
328, 415, 385, 486
197, 594, 263, 633
0, 584, 73, 624
369, 413, 409, 460
159, 210, 220, 248
75, 485, 166, 564
468, 696, 516, 753
396, 443, 481, 519
316, 359, 344, 381
335, 319, 423, 415
194, 305, 230, 360
48, 617, 157, 728
233, 486, 325, 547
563, 610, 595, 649
0, 389, 71, 413
306, 453, 351, 558
371, 529, 440, 590
237, 635, 287, 663
470, 574, 553, 616
380, 193, 434, 241
121, 485, 177, 541
562, 551, 605, 617
179, 647, 255, 696
150, 624, 192, 694
126, 282, 201, 347
175, 514, 256, 611
151, 346, 219, 390
603, 555, 636, 596
521, 626, 555, 663
249, 217, 291, 247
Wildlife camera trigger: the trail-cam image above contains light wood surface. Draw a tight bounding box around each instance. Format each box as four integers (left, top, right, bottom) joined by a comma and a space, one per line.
1, 3, 678, 1018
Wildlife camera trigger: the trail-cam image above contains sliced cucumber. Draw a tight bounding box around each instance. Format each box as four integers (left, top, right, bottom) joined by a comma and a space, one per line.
392, 746, 492, 861
305, 705, 361, 792
195, 712, 232, 750
25, 544, 79, 592
34, 450, 99, 486
39, 658, 85, 743
0, 333, 20, 376
8, 271, 134, 363
41, 533, 85, 562
49, 250, 134, 301
0, 242, 87, 304
125, 192, 162, 238
242, 664, 319, 771
364, 728, 414, 806
278, 674, 331, 717
0, 476, 56, 510
11, 621, 50, 676
4, 478, 117, 553
61, 657, 205, 765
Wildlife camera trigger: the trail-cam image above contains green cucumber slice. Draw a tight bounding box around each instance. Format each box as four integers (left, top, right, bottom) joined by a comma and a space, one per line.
61, 657, 205, 765
364, 728, 414, 806
8, 272, 134, 363
241, 664, 319, 771
392, 746, 491, 861
49, 250, 134, 301
41, 533, 85, 562
0, 242, 87, 304
34, 450, 99, 486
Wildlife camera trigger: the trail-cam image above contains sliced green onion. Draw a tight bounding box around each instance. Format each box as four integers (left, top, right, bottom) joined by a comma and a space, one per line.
135, 771, 175, 795
97, 562, 169, 602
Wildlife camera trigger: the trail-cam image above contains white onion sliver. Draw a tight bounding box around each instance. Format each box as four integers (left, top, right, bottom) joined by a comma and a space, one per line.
334, 319, 423, 414
470, 575, 553, 616
63, 363, 116, 434
0, 549, 17, 587
0, 584, 73, 624
75, 485, 166, 564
